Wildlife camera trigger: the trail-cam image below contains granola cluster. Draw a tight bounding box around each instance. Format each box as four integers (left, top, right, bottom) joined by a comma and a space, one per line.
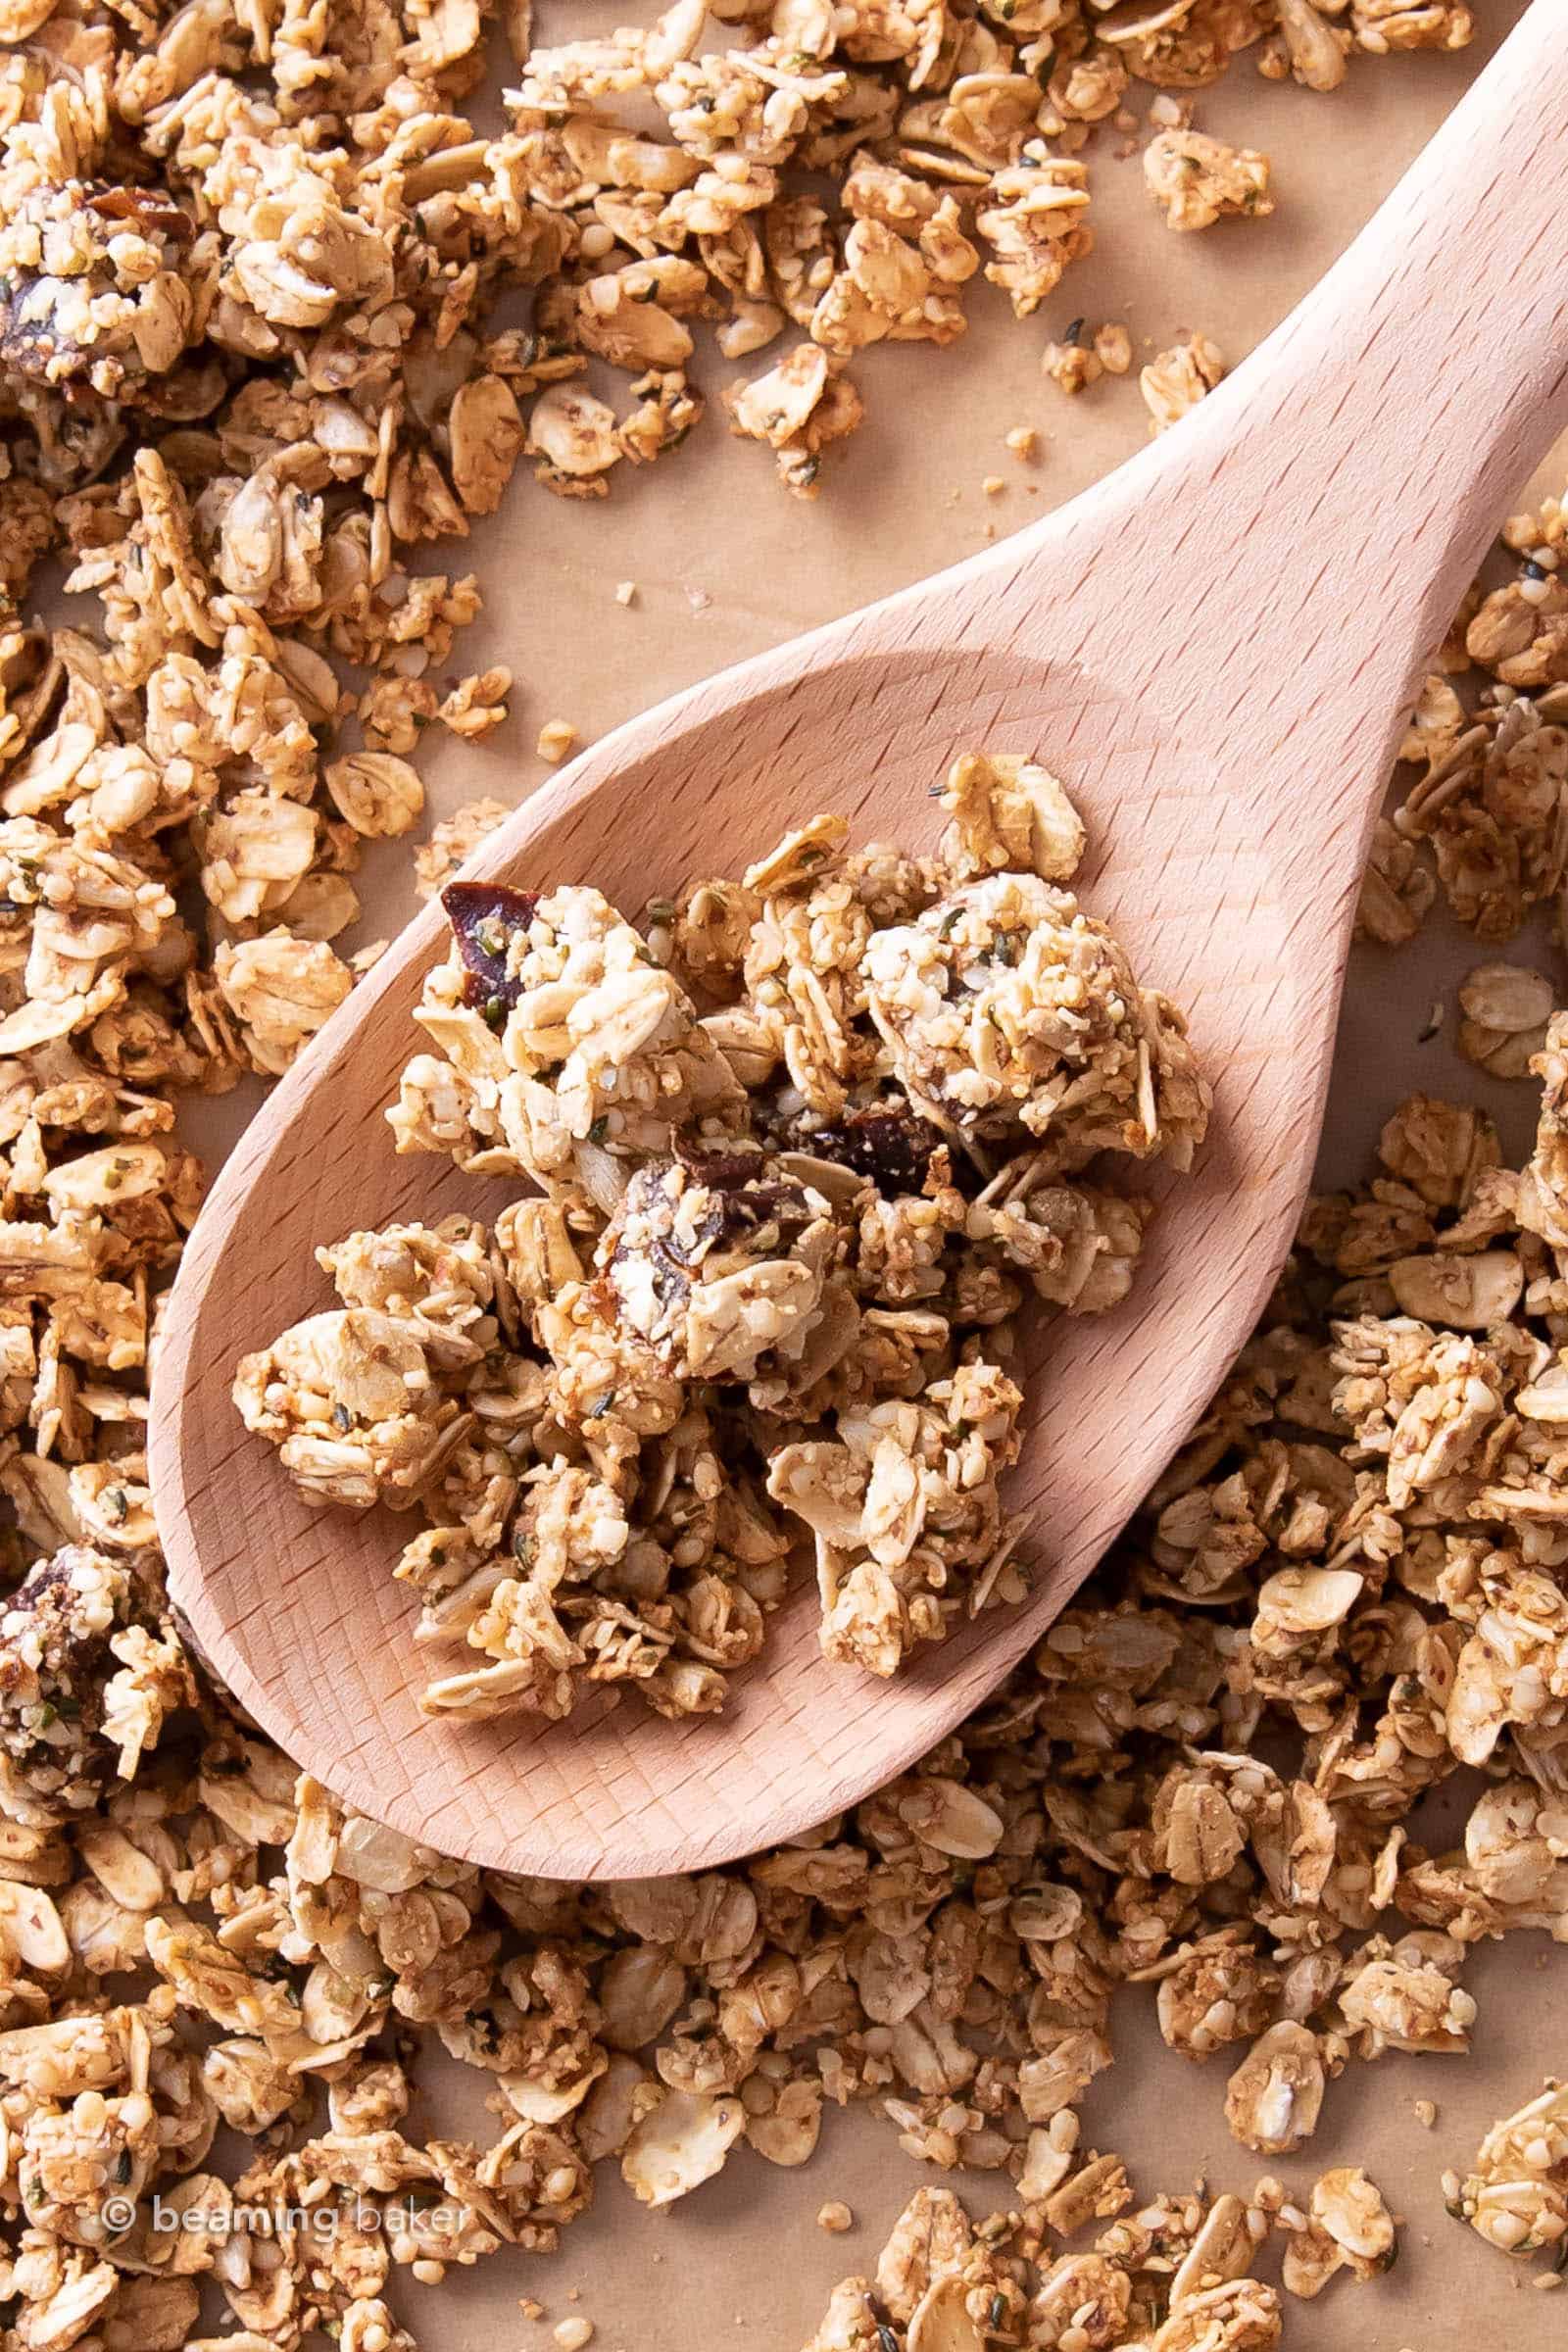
1447, 2079, 1568, 2263
235, 752, 1208, 1719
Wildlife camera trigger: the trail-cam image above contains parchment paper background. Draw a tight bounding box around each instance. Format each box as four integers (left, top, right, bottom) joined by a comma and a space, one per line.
197, 4, 1568, 2342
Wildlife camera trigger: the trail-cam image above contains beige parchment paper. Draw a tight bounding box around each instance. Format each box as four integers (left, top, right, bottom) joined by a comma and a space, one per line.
191, 4, 1568, 2344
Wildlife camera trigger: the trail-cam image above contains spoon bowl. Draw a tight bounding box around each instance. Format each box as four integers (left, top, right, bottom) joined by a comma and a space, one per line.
151, 3, 1568, 1876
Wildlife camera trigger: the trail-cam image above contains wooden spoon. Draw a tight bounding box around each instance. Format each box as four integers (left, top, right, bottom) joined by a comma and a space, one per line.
151, 4, 1568, 1879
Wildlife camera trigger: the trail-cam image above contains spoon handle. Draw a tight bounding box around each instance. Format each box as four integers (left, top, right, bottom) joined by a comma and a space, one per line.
1001, 1, 1568, 748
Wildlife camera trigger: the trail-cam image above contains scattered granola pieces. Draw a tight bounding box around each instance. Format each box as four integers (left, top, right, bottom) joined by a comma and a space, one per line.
1383, 533, 1568, 945
0, 4, 1549, 2341
237, 752, 1209, 1718
805, 2186, 1284, 2352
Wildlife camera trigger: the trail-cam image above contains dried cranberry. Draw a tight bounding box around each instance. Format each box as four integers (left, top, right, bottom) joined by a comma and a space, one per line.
807, 1103, 946, 1197
442, 880, 541, 1011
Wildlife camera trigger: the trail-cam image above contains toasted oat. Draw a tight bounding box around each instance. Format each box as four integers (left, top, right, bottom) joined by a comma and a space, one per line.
1456, 961, 1555, 1076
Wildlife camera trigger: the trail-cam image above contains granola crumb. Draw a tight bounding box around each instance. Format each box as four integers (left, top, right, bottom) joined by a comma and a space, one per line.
615, 580, 639, 607
1043, 334, 1102, 396
817, 2201, 854, 2232
537, 719, 580, 764
1004, 426, 1039, 461
554, 2321, 595, 2350
982, 474, 1005, 497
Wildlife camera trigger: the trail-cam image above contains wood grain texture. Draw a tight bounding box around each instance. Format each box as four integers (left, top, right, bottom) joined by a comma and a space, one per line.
150, 3, 1568, 1880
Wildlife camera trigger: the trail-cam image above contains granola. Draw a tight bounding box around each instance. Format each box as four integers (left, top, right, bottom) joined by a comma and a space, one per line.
237, 753, 1209, 1719
0, 0, 1560, 2341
